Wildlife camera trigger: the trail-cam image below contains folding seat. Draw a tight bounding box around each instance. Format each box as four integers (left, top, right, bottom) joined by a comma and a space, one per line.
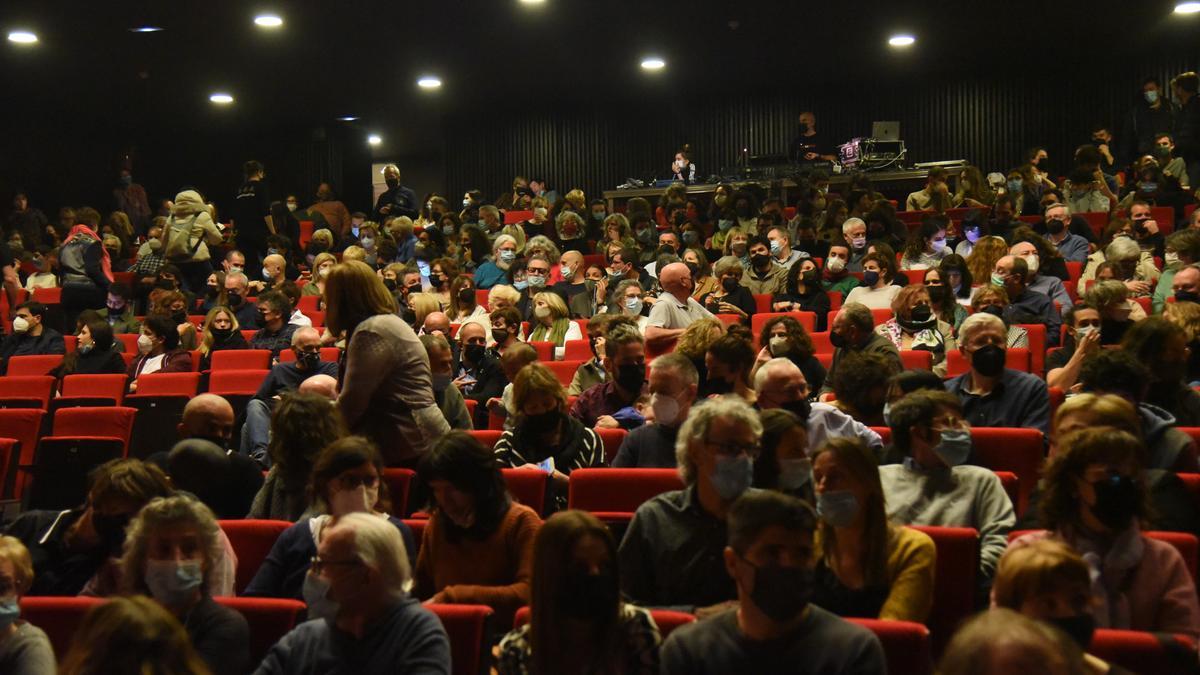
751, 311, 816, 335
297, 294, 321, 314
240, 329, 257, 343
307, 310, 325, 328
114, 333, 140, 353
899, 350, 933, 371
869, 426, 893, 445
0, 438, 18, 500
219, 519, 292, 594
467, 430, 503, 449
0, 409, 46, 476
563, 339, 591, 361
527, 341, 554, 361
906, 525, 978, 654
826, 290, 843, 311
1145, 531, 1198, 583
945, 347, 1030, 377
816, 353, 832, 369
403, 519, 427, 558
18, 596, 105, 658
968, 427, 1045, 516
298, 219, 315, 248
52, 406, 135, 449
26, 405, 134, 507
567, 468, 684, 525
714, 313, 741, 326
595, 427, 627, 464
845, 618, 932, 675
210, 349, 272, 371
462, 398, 476, 422
752, 294, 773, 314
1177, 472, 1200, 510
503, 209, 533, 225
1089, 629, 1196, 675
62, 335, 77, 352
427, 603, 494, 675
124, 372, 202, 459
382, 467, 416, 518
811, 332, 833, 354
544, 360, 583, 387
1015, 324, 1046, 375
0, 375, 54, 409
54, 373, 128, 411
1150, 206, 1175, 235
899, 269, 925, 286
207, 370, 270, 436
994, 471, 1020, 516
474, 289, 490, 311
31, 287, 62, 304
5, 354, 64, 377
500, 468, 548, 515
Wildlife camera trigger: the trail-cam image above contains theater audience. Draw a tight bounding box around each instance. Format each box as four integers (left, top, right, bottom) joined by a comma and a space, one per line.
496, 510, 661, 675
488, 306, 522, 354
249, 290, 298, 359
52, 317, 125, 382
970, 284, 1031, 347
701, 255, 756, 321
474, 234, 519, 289
528, 291, 581, 359
752, 314, 826, 393
258, 513, 450, 674
126, 314, 191, 392
820, 303, 901, 397
899, 217, 949, 270
645, 262, 714, 351
810, 437, 935, 623
755, 357, 883, 453
248, 392, 347, 520
946, 312, 1050, 434
1009, 427, 1200, 638
223, 271, 259, 329
613, 353, 698, 468
419, 333, 472, 430
570, 318, 646, 428
829, 352, 896, 427
994, 254, 1061, 347
1084, 280, 1143, 345
876, 284, 956, 376
197, 305, 249, 370
416, 432, 541, 624
455, 320, 506, 428
752, 408, 812, 501
117, 494, 249, 673
1046, 302, 1101, 391
844, 252, 901, 310
568, 313, 611, 396
245, 437, 416, 599
703, 330, 758, 402
771, 257, 831, 329
0, 301, 65, 373
58, 596, 212, 675
99, 282, 140, 334
0, 536, 55, 673
619, 397, 759, 613
659, 490, 885, 674
1121, 316, 1200, 425
938, 608, 1090, 675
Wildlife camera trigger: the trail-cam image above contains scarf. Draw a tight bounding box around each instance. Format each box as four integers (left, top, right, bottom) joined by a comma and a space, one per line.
64, 224, 113, 283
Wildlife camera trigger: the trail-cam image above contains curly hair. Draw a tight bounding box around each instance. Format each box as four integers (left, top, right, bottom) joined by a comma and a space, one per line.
675, 318, 724, 360
119, 494, 223, 596
268, 391, 347, 479
758, 315, 815, 360
966, 236, 1009, 284
1038, 427, 1149, 531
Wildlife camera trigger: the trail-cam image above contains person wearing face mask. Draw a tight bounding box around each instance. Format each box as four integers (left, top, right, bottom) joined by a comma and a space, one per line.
739, 236, 787, 295
96, 281, 140, 333
809, 437, 936, 624
454, 321, 506, 429
418, 333, 472, 431
612, 354, 699, 469
899, 217, 949, 270
1045, 303, 1102, 392
473, 234, 519, 290
3, 458, 173, 596
660, 490, 886, 675
496, 364, 603, 508
248, 291, 298, 359
993, 254, 1062, 347
0, 536, 56, 672
262, 512, 450, 674
818, 303, 901, 400
827, 352, 897, 427
619, 397, 761, 615
245, 437, 416, 602
1009, 427, 1200, 639
1083, 280, 1143, 347
815, 245, 855, 303
53, 317, 126, 384
1040, 203, 1090, 264
882, 391, 1014, 587
946, 312, 1050, 434
1123, 76, 1178, 162
416, 432, 542, 626
114, 494, 249, 673
554, 211, 588, 255
126, 315, 190, 392
498, 510, 662, 675
1122, 316, 1200, 426
876, 284, 957, 376
570, 319, 646, 429
373, 164, 419, 223
755, 357, 883, 456
751, 409, 813, 502
843, 253, 900, 311
700, 256, 757, 321
701, 331, 757, 403
1153, 230, 1200, 312
150, 289, 199, 350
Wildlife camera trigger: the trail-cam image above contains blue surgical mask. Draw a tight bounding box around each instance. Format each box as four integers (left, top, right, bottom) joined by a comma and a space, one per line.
303, 573, 340, 622
711, 455, 753, 501
0, 597, 18, 632
360, 237, 375, 249
1007, 180, 1022, 193
817, 490, 859, 527
934, 429, 973, 467
718, 219, 734, 231
769, 239, 783, 254
144, 559, 204, 607
528, 274, 547, 288
351, 225, 361, 238
499, 249, 516, 264
1145, 90, 1160, 105
778, 458, 812, 491
514, 279, 529, 291
624, 297, 643, 315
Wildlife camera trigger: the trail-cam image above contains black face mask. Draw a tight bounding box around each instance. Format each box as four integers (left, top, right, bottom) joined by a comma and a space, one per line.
383, 278, 398, 292
227, 291, 243, 307
800, 269, 819, 285
706, 377, 734, 395
798, 122, 810, 134
385, 177, 400, 189
92, 512, 131, 551
781, 398, 811, 421
1047, 614, 1096, 651
430, 276, 444, 290
205, 287, 220, 299
971, 344, 1006, 377
926, 285, 944, 302
464, 343, 486, 364
751, 253, 771, 269
399, 306, 416, 326
981, 304, 1004, 318
1092, 474, 1140, 531
491, 328, 509, 344
171, 310, 187, 324
721, 277, 740, 293
909, 303, 933, 323
1046, 218, 1067, 235
522, 409, 563, 432
297, 351, 321, 370
210, 327, 233, 341
829, 330, 849, 349
155, 279, 176, 290
406, 283, 422, 297
560, 571, 619, 621
616, 363, 645, 393
458, 287, 475, 305
685, 262, 701, 278
746, 560, 814, 622
1176, 290, 1200, 304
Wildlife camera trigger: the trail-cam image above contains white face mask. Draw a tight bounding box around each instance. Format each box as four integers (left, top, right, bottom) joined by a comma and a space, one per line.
825, 255, 846, 273
286, 203, 298, 212
534, 305, 551, 319
769, 335, 790, 357
1167, 252, 1181, 267
651, 393, 681, 426
330, 485, 378, 516
318, 266, 330, 279
1075, 325, 1097, 341
137, 333, 155, 354
11, 316, 29, 334
1022, 254, 1040, 275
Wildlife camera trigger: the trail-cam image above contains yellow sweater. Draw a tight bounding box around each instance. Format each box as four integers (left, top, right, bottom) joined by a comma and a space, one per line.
815, 524, 937, 623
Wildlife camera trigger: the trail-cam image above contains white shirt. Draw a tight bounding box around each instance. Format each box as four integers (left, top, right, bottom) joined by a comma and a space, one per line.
140, 353, 166, 376
844, 284, 901, 310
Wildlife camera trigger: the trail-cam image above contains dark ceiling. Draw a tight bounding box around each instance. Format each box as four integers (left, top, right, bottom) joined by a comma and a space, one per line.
1, 0, 1193, 156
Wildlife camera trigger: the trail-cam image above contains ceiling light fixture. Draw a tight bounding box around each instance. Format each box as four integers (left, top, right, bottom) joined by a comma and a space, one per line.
640, 57, 665, 71
888, 34, 916, 46
519, 0, 546, 4
1176, 2, 1200, 13
254, 14, 283, 27
130, 26, 163, 33
7, 30, 38, 44
417, 76, 442, 89
367, 134, 382, 146
209, 93, 234, 104
337, 115, 360, 122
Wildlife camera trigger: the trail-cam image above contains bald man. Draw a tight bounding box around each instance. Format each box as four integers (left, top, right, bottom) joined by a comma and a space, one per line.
250, 253, 288, 293
554, 250, 588, 298
753, 357, 882, 456
161, 396, 264, 518
239, 327, 340, 465
299, 373, 338, 400
645, 262, 714, 351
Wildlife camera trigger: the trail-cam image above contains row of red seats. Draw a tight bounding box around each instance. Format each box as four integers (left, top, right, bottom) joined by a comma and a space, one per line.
2, 346, 340, 378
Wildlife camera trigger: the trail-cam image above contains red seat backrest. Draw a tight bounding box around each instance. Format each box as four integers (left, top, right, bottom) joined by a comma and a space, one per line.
467, 430, 502, 449
307, 310, 325, 328
544, 360, 583, 388
219, 519, 292, 594
382, 468, 416, 517
208, 369, 270, 394
279, 346, 339, 363
714, 313, 741, 326
52, 406, 136, 447
899, 350, 933, 371
31, 286, 62, 305
1089, 629, 1196, 675
846, 618, 932, 675
811, 331, 833, 354
1177, 472, 1200, 511
215, 597, 306, 667
826, 290, 843, 311
0, 375, 55, 408
6, 354, 64, 377
504, 210, 533, 224
563, 339, 591, 361
567, 468, 684, 515
131, 372, 202, 397
907, 525, 979, 654
210, 349, 272, 371
900, 269, 925, 286
427, 603, 494, 675
19, 596, 105, 658
513, 606, 695, 638
0, 438, 17, 500
474, 289, 490, 311
994, 471, 1020, 513
751, 311, 816, 335
595, 427, 627, 464
0, 409, 45, 470
527, 341, 554, 361
869, 426, 893, 445
61, 374, 128, 403
752, 293, 773, 314
1146, 531, 1199, 583
945, 347, 1030, 377
1014, 323, 1046, 375
1150, 206, 1175, 235
298, 219, 315, 249
500, 468, 548, 515
297, 294, 321, 314
403, 519, 427, 557
969, 427, 1044, 515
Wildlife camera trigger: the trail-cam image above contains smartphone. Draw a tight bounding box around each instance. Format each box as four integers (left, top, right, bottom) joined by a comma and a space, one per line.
536, 457, 556, 474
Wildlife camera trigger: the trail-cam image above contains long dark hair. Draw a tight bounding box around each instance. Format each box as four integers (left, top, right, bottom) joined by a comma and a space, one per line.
61, 319, 114, 376
529, 510, 623, 675
419, 431, 511, 542
307, 436, 392, 515
938, 254, 973, 299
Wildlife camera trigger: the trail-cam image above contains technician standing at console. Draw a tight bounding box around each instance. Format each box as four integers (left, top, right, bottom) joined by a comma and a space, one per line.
788, 111, 836, 163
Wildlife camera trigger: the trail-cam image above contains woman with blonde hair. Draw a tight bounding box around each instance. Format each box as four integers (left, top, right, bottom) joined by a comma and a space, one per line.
301, 251, 337, 297
407, 292, 441, 330
58, 596, 212, 675
0, 536, 55, 672
528, 291, 582, 359
602, 213, 637, 252
674, 317, 724, 384
487, 284, 521, 314
1164, 299, 1200, 384
970, 285, 1030, 348
875, 284, 956, 376
966, 235, 1010, 287
326, 260, 450, 467
197, 306, 247, 371
118, 494, 248, 673
721, 227, 750, 263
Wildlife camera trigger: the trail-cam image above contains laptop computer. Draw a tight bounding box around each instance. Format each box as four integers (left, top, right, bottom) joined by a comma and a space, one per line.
872, 121, 900, 141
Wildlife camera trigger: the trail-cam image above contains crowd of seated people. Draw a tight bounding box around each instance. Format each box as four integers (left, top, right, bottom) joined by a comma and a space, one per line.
11, 105, 1200, 671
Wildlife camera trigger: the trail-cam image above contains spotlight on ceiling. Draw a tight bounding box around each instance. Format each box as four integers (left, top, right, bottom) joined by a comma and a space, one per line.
337, 115, 360, 122
209, 93, 234, 105
417, 76, 442, 89
519, 0, 546, 4
367, 134, 382, 146
640, 57, 665, 71
130, 26, 163, 33
254, 14, 283, 28
7, 30, 38, 44
1176, 2, 1200, 13
888, 34, 916, 47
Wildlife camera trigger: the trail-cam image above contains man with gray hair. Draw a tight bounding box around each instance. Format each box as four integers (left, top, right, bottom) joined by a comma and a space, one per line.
992, 254, 1060, 347
945, 312, 1049, 434
755, 357, 883, 455
619, 397, 761, 614
1078, 232, 1159, 297
257, 512, 451, 673
1155, 230, 1200, 311
240, 326, 339, 465
820, 303, 900, 396
373, 163, 419, 222
613, 353, 698, 467
223, 270, 259, 328
1041, 203, 1089, 263
841, 217, 869, 271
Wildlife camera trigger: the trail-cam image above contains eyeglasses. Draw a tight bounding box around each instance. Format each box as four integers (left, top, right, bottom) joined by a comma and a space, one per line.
707, 441, 759, 458
309, 556, 361, 575
336, 474, 379, 490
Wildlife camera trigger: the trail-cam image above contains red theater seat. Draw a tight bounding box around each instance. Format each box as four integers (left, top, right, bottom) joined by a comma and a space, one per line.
59, 373, 128, 406
500, 468, 549, 515
210, 349, 272, 371
969, 427, 1044, 516
216, 597, 306, 666
0, 375, 55, 409
945, 347, 1030, 377
751, 311, 817, 334
6, 354, 64, 376
907, 525, 978, 653
1089, 629, 1196, 675
595, 427, 627, 464
544, 360, 583, 386
19, 596, 104, 658
899, 350, 933, 371
382, 468, 416, 517
846, 618, 932, 675
567, 468, 684, 525
52, 406, 135, 449
427, 604, 494, 675
219, 519, 292, 594
527, 341, 554, 361
467, 430, 502, 448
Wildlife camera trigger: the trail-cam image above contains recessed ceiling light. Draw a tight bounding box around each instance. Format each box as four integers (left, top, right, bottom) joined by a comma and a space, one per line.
640, 57, 665, 71
417, 76, 442, 89
209, 93, 234, 104
1176, 2, 1200, 13
519, 0, 546, 4
367, 134, 382, 146
337, 115, 360, 122
130, 26, 163, 33
7, 31, 37, 44
888, 34, 916, 46
254, 14, 283, 28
